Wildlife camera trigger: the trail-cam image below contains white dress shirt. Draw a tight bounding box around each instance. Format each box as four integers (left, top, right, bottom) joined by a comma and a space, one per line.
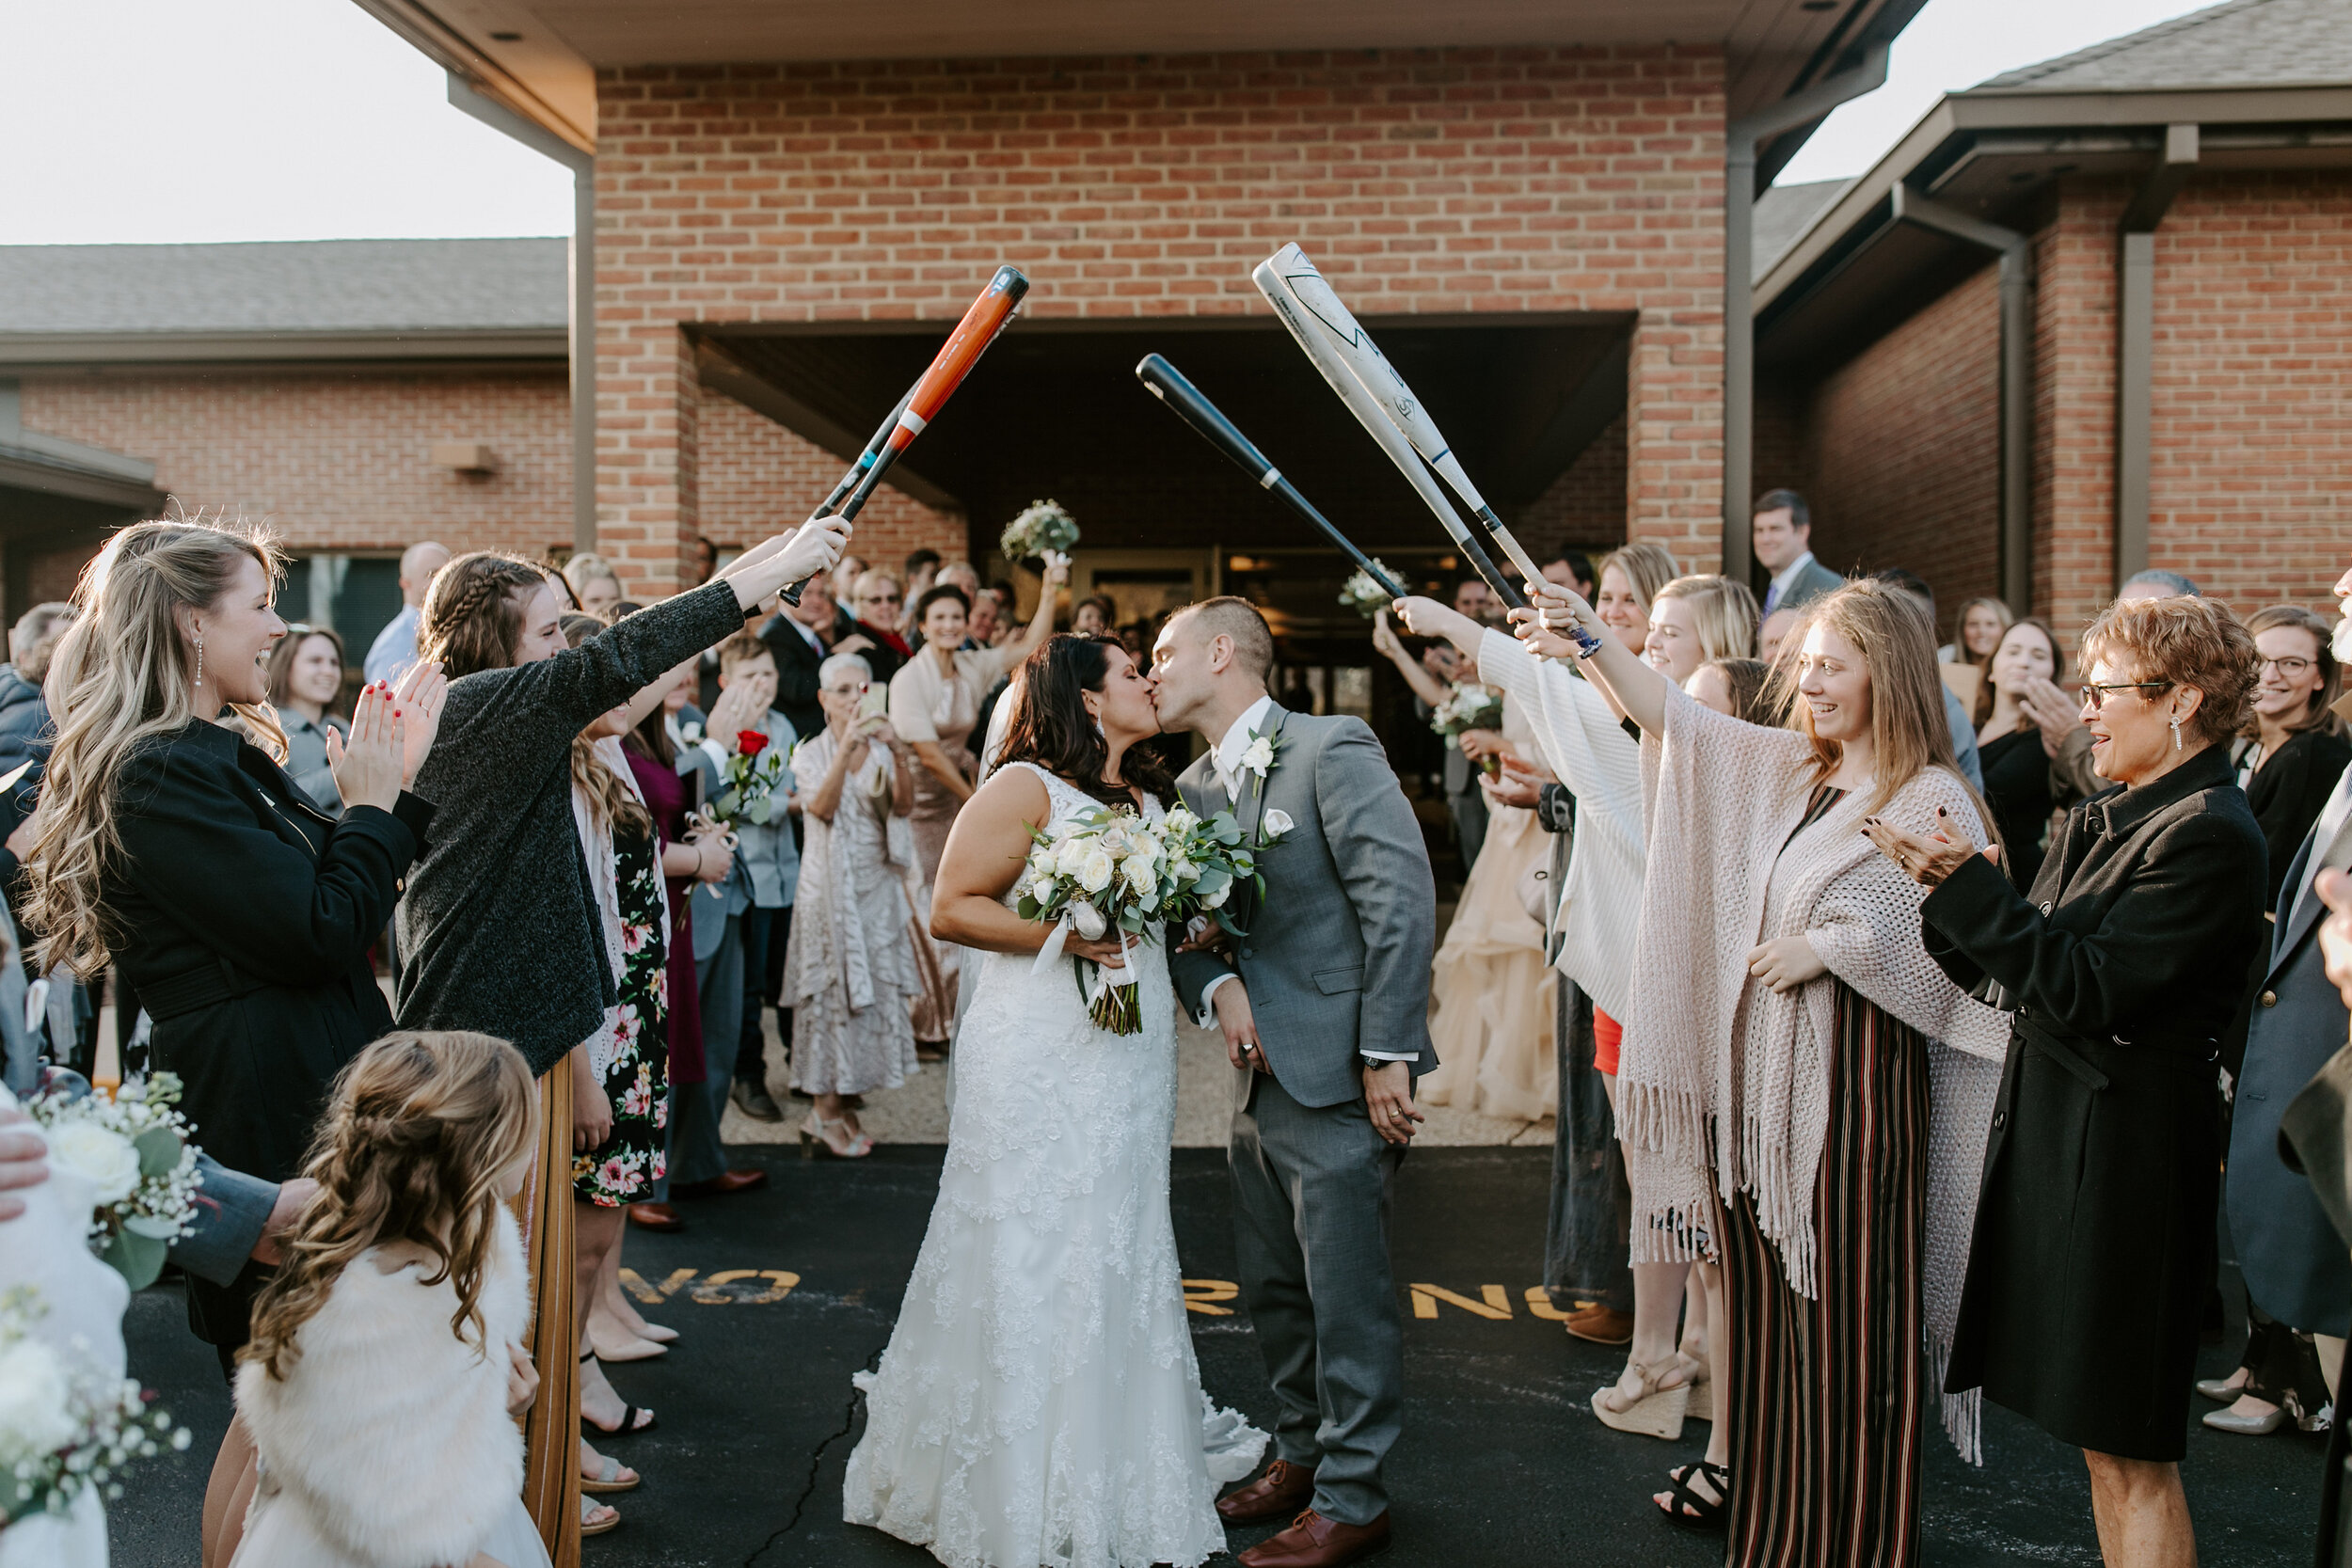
362, 604, 420, 685
1194, 694, 1411, 1063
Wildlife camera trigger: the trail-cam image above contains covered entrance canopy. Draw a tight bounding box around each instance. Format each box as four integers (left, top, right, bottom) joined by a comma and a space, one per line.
698, 314, 1632, 561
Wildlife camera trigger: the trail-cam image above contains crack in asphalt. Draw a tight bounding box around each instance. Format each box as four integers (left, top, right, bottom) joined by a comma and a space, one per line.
743, 1338, 888, 1566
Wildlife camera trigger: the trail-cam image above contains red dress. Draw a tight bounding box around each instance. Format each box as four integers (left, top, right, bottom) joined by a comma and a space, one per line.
626, 747, 704, 1086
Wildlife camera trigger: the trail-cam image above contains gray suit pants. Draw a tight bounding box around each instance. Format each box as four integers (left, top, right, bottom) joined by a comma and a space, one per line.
1231, 1069, 1406, 1527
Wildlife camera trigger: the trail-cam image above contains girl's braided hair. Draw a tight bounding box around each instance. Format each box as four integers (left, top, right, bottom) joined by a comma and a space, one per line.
418, 552, 550, 678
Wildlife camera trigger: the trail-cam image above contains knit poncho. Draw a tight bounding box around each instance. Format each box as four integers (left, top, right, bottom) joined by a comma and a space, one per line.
1620, 681, 2010, 1459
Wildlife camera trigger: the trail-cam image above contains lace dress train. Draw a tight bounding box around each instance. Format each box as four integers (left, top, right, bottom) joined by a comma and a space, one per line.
844, 764, 1263, 1568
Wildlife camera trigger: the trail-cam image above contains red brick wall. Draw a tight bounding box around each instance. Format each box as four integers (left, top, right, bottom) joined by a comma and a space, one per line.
18, 369, 572, 558
695, 387, 965, 566
1803, 264, 2002, 634
2030, 182, 2118, 651
2144, 168, 2352, 617
594, 45, 1729, 588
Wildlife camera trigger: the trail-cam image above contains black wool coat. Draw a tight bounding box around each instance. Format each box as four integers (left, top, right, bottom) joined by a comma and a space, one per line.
1919, 740, 2265, 1461
103, 720, 429, 1350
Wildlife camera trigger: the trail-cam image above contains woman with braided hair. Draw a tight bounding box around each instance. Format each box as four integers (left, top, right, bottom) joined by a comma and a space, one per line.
392, 516, 848, 1564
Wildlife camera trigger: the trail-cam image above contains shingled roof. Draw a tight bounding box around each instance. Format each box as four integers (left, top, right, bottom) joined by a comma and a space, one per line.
1976, 0, 2352, 94
0, 237, 565, 337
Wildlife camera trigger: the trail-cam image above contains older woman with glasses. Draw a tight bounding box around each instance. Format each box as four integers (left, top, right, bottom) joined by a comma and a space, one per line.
783, 652, 917, 1156
1867, 594, 2265, 1567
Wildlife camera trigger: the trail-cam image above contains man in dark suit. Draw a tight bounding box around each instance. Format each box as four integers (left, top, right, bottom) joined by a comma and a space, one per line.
759, 577, 836, 745
1753, 488, 1842, 615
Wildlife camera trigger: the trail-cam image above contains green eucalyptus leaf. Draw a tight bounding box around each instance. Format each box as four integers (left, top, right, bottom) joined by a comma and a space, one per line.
103, 1229, 167, 1291
134, 1126, 183, 1180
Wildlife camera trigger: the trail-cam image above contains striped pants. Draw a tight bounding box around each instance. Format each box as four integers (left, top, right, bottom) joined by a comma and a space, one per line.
1724, 982, 1929, 1568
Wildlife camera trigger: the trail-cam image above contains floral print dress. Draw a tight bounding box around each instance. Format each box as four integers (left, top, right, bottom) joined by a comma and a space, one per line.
572, 825, 670, 1206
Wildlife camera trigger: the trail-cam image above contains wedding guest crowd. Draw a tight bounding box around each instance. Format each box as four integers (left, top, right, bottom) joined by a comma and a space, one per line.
9, 468, 2352, 1568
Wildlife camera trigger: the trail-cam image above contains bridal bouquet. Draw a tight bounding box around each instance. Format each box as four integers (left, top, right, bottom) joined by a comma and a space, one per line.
707, 728, 789, 828
1000, 499, 1081, 564
1337, 562, 1401, 618
0, 1284, 189, 1524
1019, 801, 1284, 1035
24, 1074, 200, 1291
1430, 684, 1506, 776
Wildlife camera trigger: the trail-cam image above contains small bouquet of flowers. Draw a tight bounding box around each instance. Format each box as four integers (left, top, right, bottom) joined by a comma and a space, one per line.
0, 1284, 190, 1525
707, 728, 789, 828
24, 1073, 200, 1291
1337, 562, 1401, 618
1018, 800, 1286, 1035
1430, 684, 1507, 776
1001, 499, 1081, 564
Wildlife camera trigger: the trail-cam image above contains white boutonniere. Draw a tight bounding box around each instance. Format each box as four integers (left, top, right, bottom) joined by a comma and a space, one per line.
1239, 728, 1283, 797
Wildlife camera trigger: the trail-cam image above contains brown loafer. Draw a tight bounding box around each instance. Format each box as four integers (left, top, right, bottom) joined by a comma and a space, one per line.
1563, 1304, 1635, 1345
1236, 1509, 1391, 1568
625, 1202, 683, 1231
674, 1168, 768, 1198
1217, 1459, 1318, 1525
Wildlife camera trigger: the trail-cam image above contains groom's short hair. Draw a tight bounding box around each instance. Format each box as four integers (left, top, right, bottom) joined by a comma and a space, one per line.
1185, 596, 1273, 682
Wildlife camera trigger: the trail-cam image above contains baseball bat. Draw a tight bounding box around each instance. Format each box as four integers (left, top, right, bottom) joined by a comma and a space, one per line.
1136, 354, 1405, 601
1249, 257, 1525, 612
779, 264, 1030, 604
1262, 243, 1551, 592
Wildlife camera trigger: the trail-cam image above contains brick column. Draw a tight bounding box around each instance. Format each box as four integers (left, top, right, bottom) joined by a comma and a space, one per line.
2033, 182, 2122, 641
1627, 305, 1725, 574
596, 312, 702, 597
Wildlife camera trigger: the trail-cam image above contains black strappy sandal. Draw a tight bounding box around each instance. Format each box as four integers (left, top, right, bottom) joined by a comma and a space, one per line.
1657, 1461, 1729, 1531
579, 1349, 659, 1436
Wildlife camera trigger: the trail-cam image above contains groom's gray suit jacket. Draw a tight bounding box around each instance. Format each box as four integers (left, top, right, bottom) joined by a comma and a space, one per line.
1169, 702, 1437, 1103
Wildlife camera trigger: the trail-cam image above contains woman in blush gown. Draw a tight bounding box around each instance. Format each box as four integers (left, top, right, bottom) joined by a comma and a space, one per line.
844, 634, 1263, 1568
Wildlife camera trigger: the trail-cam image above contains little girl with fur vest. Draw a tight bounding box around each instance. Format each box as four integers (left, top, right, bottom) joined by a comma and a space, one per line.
230, 1030, 551, 1568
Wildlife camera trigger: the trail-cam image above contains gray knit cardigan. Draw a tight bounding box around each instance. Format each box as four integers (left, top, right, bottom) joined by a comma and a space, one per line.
394, 579, 746, 1075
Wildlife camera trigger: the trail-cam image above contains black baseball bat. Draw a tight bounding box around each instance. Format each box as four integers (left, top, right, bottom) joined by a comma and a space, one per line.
1136, 354, 1405, 601
780, 265, 1030, 604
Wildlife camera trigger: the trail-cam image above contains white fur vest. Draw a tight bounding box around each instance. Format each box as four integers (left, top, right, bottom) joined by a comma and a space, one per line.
234, 1206, 530, 1568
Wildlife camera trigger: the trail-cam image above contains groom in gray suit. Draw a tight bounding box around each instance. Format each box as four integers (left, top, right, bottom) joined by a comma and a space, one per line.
1152, 597, 1436, 1568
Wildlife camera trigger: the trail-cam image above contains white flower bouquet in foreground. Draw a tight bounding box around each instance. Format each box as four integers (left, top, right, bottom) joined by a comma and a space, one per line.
24, 1074, 200, 1291
1429, 683, 1506, 776
1337, 562, 1401, 618
1000, 499, 1081, 563
1019, 800, 1287, 1035
0, 1284, 190, 1525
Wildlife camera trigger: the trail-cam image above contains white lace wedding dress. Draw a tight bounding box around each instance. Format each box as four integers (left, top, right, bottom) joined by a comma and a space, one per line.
844, 763, 1264, 1568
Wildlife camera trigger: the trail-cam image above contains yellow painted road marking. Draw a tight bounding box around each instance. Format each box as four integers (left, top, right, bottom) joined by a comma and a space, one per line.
1408, 1284, 1512, 1320
1184, 1279, 1240, 1316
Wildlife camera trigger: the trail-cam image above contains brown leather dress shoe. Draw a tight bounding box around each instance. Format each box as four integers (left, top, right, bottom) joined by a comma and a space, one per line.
1216, 1459, 1318, 1525
1236, 1510, 1391, 1568
674, 1168, 769, 1197
626, 1202, 683, 1231
1563, 1304, 1635, 1345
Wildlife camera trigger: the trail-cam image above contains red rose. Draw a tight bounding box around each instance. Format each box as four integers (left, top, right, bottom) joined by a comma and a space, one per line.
738, 730, 769, 757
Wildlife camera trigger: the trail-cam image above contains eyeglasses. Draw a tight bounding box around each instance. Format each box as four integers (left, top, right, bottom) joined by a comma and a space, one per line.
2078, 679, 2173, 712
2260, 656, 2316, 677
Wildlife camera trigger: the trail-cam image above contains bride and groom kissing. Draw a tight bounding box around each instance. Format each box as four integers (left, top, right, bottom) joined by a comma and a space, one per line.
843, 596, 1437, 1568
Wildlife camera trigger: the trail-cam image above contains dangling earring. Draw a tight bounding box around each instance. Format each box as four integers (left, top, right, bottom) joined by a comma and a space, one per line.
2170, 713, 2183, 751
192, 630, 204, 690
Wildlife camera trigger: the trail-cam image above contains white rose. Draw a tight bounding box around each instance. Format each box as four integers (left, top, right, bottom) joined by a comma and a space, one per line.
1057, 838, 1091, 878
1203, 882, 1231, 910
0, 1338, 78, 1466
1027, 846, 1057, 877
47, 1119, 141, 1207
1069, 901, 1107, 940
1241, 736, 1275, 773
1079, 848, 1116, 893
1262, 808, 1294, 839
1165, 806, 1196, 832
1123, 855, 1157, 894
1029, 873, 1060, 901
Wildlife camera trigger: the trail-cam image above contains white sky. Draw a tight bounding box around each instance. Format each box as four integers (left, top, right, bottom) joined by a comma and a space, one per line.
0, 0, 2220, 246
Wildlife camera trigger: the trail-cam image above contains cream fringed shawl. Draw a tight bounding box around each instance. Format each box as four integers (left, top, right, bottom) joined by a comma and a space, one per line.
1618, 682, 2010, 1458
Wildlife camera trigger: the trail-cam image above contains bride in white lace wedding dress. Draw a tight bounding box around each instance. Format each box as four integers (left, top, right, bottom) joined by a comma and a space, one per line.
843, 637, 1263, 1568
